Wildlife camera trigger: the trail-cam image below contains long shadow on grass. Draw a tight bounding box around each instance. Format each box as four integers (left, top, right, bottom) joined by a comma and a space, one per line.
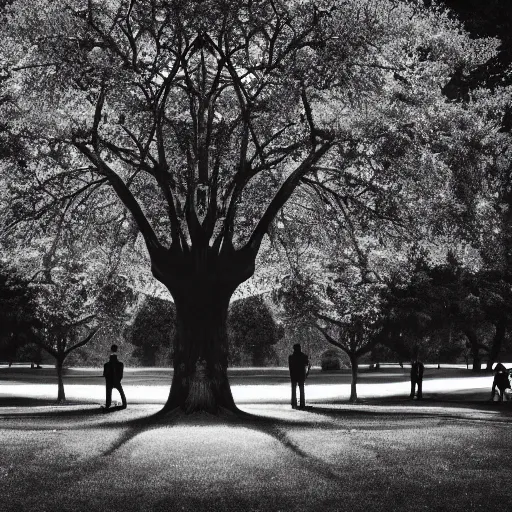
99, 408, 323, 456
0, 397, 66, 407
301, 402, 512, 425
238, 415, 344, 482
0, 403, 107, 421
93, 406, 348, 469
2, 400, 510, 474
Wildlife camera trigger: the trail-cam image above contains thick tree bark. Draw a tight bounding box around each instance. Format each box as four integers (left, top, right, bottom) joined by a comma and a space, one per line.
56, 357, 65, 402
156, 246, 255, 415
349, 353, 358, 402
162, 289, 237, 414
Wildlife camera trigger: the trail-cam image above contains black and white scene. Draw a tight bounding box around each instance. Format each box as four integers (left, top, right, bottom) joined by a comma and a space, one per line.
1, 0, 511, 510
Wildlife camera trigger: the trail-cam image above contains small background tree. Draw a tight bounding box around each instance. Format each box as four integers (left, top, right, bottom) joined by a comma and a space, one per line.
0, 261, 39, 365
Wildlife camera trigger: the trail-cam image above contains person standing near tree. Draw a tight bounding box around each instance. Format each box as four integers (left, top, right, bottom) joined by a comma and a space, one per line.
288, 343, 310, 409
410, 358, 424, 400
103, 344, 127, 409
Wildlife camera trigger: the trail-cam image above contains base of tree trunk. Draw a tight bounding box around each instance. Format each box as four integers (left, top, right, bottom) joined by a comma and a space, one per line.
154, 403, 253, 424
161, 354, 240, 415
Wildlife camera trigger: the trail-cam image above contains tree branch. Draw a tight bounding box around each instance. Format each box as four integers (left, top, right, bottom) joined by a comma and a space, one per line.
62, 313, 97, 330
73, 142, 162, 255
247, 142, 333, 254
312, 322, 347, 352
64, 326, 101, 356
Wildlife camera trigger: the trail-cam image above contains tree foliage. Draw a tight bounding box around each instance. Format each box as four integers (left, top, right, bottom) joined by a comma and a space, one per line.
0, 261, 38, 362
0, 0, 500, 260
125, 295, 176, 366
228, 295, 282, 366
380, 249, 512, 369
126, 293, 282, 367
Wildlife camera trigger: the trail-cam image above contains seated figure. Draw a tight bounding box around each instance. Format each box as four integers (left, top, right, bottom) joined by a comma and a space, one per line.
491, 367, 511, 402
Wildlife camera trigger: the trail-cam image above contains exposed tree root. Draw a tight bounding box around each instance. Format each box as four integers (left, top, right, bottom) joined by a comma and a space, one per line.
151, 404, 258, 425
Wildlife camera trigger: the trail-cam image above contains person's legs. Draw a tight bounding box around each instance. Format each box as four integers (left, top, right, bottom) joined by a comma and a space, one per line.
116, 384, 127, 408
410, 378, 416, 399
417, 378, 423, 400
491, 376, 497, 400
291, 380, 297, 408
498, 384, 504, 402
105, 385, 112, 408
298, 381, 305, 408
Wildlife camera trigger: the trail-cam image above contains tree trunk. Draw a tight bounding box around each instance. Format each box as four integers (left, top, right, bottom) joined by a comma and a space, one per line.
151, 240, 256, 415
464, 329, 482, 372
486, 317, 507, 371
56, 357, 65, 402
471, 348, 481, 372
161, 287, 238, 414
349, 353, 358, 402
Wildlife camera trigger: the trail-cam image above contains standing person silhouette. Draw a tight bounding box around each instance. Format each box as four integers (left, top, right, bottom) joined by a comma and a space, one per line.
410, 358, 424, 400
288, 343, 310, 409
103, 344, 127, 409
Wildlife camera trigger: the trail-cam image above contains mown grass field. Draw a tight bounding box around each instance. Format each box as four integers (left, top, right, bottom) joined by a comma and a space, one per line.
1, 367, 511, 512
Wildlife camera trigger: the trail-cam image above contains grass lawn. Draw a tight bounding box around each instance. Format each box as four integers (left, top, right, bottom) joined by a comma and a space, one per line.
1, 368, 511, 511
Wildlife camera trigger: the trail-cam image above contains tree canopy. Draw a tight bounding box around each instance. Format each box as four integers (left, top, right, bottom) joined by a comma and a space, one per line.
0, 0, 500, 259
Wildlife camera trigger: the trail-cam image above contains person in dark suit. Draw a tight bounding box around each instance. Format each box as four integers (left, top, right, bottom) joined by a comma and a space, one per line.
494, 361, 507, 374
103, 344, 127, 409
288, 343, 310, 409
491, 365, 511, 401
410, 359, 424, 400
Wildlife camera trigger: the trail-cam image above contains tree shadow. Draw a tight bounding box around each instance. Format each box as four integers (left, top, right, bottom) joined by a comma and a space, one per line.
95, 406, 342, 458
2, 398, 511, 467
302, 402, 512, 423
0, 396, 61, 407
0, 402, 106, 420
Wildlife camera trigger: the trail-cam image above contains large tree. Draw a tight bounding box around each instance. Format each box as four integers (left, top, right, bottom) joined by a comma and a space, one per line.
0, 0, 501, 414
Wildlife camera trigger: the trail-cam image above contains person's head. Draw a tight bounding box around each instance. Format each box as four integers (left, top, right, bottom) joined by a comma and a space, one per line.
111, 344, 118, 353
293, 343, 301, 353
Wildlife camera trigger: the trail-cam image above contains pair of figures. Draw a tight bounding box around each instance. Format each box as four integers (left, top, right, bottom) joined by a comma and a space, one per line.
289, 348, 426, 405
104, 343, 310, 411
105, 343, 310, 410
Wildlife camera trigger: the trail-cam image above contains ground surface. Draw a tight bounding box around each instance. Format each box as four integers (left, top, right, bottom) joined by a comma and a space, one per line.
1, 366, 511, 512
0, 364, 503, 404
